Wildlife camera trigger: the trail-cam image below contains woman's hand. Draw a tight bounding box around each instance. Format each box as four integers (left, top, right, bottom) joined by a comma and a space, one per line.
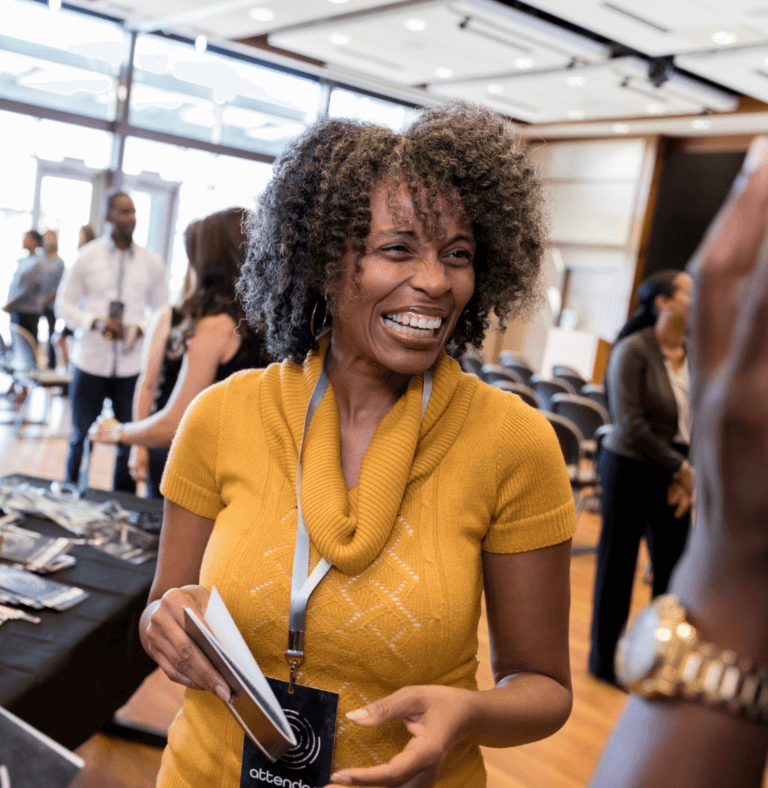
92, 416, 121, 444
141, 584, 231, 703
129, 445, 149, 483
666, 479, 692, 519
327, 686, 476, 787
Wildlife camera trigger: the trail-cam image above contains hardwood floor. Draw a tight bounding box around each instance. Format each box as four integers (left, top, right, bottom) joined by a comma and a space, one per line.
0, 385, 654, 788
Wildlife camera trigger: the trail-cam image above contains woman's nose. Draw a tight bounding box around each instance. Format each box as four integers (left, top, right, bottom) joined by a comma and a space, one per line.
410, 254, 449, 297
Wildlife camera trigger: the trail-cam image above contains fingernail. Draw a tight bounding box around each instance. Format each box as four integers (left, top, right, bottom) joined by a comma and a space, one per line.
346, 708, 368, 720
215, 683, 231, 703
330, 774, 351, 784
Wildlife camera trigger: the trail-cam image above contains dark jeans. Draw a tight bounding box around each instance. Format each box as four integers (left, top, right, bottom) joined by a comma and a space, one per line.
589, 446, 690, 682
11, 312, 40, 339
65, 367, 138, 493
146, 447, 169, 500
43, 307, 56, 369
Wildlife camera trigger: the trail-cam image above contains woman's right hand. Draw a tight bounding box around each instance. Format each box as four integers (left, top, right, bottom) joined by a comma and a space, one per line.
129, 445, 149, 483
141, 585, 231, 703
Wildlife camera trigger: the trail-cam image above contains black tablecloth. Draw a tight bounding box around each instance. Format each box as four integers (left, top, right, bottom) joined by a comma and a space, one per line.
0, 475, 161, 750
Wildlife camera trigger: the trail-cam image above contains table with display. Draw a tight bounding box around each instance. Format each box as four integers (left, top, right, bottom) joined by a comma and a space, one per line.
0, 474, 163, 751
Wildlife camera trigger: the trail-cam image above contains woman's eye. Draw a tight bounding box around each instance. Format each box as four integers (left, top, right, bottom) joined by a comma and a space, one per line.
446, 249, 474, 267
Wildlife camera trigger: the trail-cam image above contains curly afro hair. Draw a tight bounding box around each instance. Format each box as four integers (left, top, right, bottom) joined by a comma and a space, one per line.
238, 102, 545, 363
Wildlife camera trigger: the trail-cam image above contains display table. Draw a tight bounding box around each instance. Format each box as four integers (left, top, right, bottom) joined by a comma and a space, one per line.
0, 475, 161, 750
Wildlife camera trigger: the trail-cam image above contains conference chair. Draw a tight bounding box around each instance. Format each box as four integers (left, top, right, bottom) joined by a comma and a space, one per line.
499, 353, 534, 386
550, 393, 610, 457
581, 383, 609, 414
481, 363, 524, 386
8, 324, 70, 437
491, 380, 538, 408
528, 374, 576, 410
460, 355, 483, 376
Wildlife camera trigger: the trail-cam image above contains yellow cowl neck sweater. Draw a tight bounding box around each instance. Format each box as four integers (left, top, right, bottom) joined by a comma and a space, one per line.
158, 343, 576, 788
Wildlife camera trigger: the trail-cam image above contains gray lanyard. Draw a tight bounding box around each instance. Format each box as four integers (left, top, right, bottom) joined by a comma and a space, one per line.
285, 356, 433, 690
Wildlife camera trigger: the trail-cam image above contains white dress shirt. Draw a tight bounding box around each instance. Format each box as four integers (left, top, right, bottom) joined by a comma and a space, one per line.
55, 236, 169, 378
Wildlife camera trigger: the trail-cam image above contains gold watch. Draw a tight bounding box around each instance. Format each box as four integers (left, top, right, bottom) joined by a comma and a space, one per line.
615, 594, 768, 723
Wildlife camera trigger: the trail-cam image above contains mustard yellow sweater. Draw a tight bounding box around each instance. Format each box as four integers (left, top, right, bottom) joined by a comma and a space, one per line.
157, 346, 576, 788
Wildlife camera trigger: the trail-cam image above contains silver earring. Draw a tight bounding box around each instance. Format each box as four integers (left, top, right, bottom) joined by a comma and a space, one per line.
310, 297, 329, 338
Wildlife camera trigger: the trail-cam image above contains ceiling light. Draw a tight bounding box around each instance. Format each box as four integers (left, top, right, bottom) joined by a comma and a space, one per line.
566, 75, 585, 86
514, 58, 534, 69
435, 67, 453, 79
327, 0, 351, 3
404, 18, 428, 32
487, 84, 504, 95
647, 103, 663, 114
691, 118, 712, 129
711, 30, 738, 45
329, 33, 351, 46
613, 123, 631, 134
48, 0, 61, 10
249, 7, 276, 21
568, 109, 585, 120
195, 35, 207, 53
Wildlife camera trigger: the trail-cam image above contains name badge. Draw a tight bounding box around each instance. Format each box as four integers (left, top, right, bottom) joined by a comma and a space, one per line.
240, 678, 338, 788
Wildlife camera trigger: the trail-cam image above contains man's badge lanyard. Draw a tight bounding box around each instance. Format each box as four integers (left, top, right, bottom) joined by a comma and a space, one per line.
285, 356, 433, 691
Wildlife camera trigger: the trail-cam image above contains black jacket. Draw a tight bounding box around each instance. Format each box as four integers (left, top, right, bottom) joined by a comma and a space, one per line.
602, 327, 687, 473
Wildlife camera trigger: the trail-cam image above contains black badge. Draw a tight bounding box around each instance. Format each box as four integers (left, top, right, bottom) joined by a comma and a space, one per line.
108, 300, 125, 320
240, 678, 338, 788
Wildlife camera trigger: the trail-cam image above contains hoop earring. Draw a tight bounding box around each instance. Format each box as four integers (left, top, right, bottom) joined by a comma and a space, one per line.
310, 297, 330, 338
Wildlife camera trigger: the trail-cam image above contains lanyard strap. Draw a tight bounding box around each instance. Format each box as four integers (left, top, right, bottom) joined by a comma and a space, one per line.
285, 357, 433, 689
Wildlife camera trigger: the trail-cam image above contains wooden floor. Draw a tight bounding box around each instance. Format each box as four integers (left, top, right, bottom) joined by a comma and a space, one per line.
0, 385, 653, 788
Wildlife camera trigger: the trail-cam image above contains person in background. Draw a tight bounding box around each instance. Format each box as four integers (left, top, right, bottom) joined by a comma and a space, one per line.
4, 229, 44, 338
140, 106, 576, 788
57, 224, 97, 369
588, 268, 694, 686
40, 230, 65, 370
589, 136, 768, 788
92, 207, 271, 499
56, 193, 168, 493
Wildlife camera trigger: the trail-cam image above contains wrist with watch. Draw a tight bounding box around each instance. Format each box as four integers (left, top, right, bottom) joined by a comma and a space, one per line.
111, 423, 124, 445
615, 594, 768, 723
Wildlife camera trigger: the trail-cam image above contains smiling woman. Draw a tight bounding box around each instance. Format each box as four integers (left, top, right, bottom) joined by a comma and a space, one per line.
140, 103, 576, 788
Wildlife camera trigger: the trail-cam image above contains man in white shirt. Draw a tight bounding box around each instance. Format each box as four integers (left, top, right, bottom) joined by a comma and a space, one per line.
56, 192, 169, 492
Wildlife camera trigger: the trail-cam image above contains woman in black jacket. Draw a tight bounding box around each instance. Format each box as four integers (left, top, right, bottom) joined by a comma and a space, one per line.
589, 269, 694, 685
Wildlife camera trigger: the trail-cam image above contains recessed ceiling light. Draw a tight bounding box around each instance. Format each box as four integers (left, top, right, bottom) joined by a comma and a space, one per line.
327, 0, 351, 3
48, 0, 61, 10
195, 35, 207, 53
514, 58, 534, 69
249, 7, 276, 21
711, 30, 738, 45
647, 103, 663, 114
405, 18, 428, 32
613, 123, 631, 134
566, 75, 585, 87
487, 84, 504, 95
568, 109, 585, 120
329, 33, 351, 46
691, 118, 712, 129
435, 67, 453, 79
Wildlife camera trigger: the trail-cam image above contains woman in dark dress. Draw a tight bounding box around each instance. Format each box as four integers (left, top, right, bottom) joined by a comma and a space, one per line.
93, 207, 270, 497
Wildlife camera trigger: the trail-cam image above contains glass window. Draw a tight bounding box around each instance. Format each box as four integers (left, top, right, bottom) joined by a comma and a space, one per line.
123, 136, 273, 295
130, 35, 321, 157
328, 88, 421, 131
0, 0, 124, 120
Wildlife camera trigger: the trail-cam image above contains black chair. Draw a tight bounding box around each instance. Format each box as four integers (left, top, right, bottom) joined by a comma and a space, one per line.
581, 383, 609, 414
550, 393, 610, 456
481, 363, 524, 386
529, 374, 576, 410
460, 355, 483, 376
542, 411, 597, 490
499, 350, 531, 369
8, 324, 70, 436
491, 380, 538, 408
552, 364, 582, 379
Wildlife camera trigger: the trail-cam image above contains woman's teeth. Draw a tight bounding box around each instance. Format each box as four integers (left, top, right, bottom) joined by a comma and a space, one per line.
383, 313, 443, 337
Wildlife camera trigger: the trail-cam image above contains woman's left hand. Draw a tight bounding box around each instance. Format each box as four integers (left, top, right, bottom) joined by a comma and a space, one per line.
326, 685, 475, 787
92, 416, 120, 444
667, 479, 692, 518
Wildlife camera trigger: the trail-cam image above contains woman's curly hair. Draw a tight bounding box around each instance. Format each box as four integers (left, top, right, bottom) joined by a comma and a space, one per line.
238, 102, 545, 363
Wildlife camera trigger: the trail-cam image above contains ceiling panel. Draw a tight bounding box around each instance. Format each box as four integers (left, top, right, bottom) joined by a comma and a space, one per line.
269, 0, 608, 86
428, 57, 737, 123
677, 44, 768, 103
522, 0, 768, 56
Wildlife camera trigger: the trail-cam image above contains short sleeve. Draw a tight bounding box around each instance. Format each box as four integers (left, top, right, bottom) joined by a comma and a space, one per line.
483, 402, 576, 554
160, 381, 226, 520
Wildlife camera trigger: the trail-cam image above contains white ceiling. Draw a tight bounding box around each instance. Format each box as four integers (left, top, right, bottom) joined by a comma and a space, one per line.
83, 0, 768, 135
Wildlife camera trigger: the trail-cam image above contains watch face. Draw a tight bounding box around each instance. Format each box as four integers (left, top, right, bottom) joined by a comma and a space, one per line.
616, 605, 662, 685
